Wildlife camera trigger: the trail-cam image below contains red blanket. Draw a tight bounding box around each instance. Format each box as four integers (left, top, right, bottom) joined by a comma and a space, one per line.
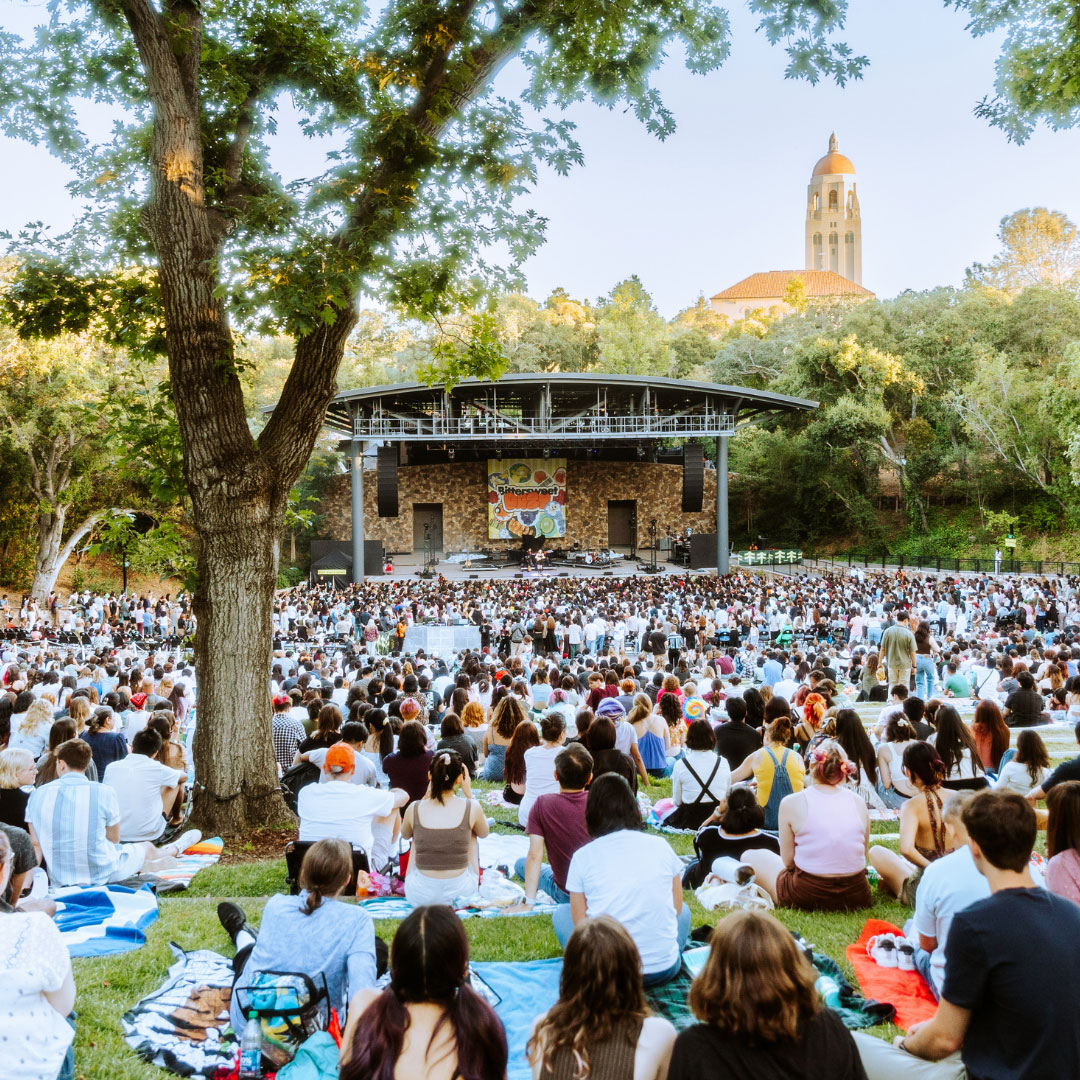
845, 919, 938, 1031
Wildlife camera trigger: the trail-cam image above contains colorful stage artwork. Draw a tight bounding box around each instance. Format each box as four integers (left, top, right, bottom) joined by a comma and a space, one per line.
488, 458, 567, 539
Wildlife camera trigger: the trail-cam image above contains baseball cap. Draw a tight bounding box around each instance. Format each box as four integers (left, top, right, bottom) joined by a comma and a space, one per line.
324, 744, 356, 774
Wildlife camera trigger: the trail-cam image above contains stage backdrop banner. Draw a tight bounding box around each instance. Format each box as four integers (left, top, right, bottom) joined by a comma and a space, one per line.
487, 458, 566, 539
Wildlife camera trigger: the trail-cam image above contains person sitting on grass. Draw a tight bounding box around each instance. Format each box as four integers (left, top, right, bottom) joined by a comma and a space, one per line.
667, 909, 868, 1080
907, 792, 989, 1000
664, 718, 730, 830
743, 741, 871, 912
26, 739, 199, 887
502, 718, 541, 806
382, 720, 434, 809
1045, 780, 1080, 905
556, 774, 690, 986
528, 915, 676, 1080
400, 751, 488, 907
875, 717, 919, 810
297, 743, 407, 872
220, 838, 380, 1036
1024, 719, 1080, 805
852, 791, 1080, 1080
434, 713, 478, 778
729, 716, 805, 831
586, 716, 637, 792
0, 828, 77, 1080
0, 747, 36, 832
869, 743, 958, 905
512, 743, 593, 908
102, 728, 185, 843
517, 711, 566, 828
686, 788, 782, 890
298, 721, 377, 787
990, 728, 1049, 796
340, 904, 507, 1080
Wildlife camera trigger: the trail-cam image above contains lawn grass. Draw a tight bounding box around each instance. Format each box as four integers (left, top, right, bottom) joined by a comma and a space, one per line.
69, 773, 919, 1079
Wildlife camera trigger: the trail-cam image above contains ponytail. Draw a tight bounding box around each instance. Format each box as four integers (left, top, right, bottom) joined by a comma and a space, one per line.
430, 750, 464, 801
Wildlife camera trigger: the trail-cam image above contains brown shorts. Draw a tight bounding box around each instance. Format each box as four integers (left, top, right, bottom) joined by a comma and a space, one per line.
775, 866, 872, 912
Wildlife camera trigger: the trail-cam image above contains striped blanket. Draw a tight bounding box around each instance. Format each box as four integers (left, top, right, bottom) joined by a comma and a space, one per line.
55, 883, 159, 958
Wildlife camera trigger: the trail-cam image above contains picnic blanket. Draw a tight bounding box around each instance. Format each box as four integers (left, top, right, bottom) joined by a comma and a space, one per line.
134, 837, 225, 893
358, 894, 560, 920
846, 919, 937, 1031
122, 944, 237, 1078
54, 883, 159, 957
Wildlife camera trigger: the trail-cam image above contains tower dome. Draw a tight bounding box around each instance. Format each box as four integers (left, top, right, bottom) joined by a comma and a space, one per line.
812, 132, 855, 176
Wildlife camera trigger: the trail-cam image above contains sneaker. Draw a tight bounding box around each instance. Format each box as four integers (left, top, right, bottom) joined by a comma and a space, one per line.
164, 828, 202, 858
896, 939, 917, 972
217, 901, 253, 944
867, 934, 898, 967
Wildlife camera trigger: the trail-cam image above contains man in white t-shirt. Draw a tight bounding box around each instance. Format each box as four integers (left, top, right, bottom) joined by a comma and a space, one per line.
102, 728, 185, 842
556, 774, 688, 983
299, 723, 377, 787
297, 744, 407, 868
910, 793, 990, 998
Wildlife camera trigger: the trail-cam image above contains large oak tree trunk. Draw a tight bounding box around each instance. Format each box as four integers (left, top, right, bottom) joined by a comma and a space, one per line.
189, 481, 290, 834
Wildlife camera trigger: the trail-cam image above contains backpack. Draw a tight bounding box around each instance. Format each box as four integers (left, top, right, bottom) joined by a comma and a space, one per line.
234, 970, 329, 1068
280, 761, 319, 814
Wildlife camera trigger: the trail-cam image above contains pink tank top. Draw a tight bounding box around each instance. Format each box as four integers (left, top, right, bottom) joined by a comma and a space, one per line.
793, 785, 865, 876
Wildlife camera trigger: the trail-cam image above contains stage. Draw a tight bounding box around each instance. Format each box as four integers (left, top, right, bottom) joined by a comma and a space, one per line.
379, 550, 686, 582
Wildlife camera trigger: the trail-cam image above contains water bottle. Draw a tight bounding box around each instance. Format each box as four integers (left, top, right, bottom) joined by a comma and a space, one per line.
815, 974, 843, 1009
239, 1011, 262, 1079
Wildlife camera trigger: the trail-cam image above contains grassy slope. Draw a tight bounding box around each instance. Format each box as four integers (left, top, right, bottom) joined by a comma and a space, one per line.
71, 775, 925, 1079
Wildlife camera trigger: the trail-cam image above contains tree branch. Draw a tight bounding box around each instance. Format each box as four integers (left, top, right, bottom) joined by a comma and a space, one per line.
259, 0, 553, 476
222, 90, 260, 194
55, 507, 129, 574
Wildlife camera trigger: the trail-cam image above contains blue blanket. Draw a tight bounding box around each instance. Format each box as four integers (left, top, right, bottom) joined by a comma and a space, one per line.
54, 883, 159, 957
470, 959, 563, 1080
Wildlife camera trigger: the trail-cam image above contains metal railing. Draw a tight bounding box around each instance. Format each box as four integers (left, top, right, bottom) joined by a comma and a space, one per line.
351, 412, 736, 440
803, 552, 1080, 578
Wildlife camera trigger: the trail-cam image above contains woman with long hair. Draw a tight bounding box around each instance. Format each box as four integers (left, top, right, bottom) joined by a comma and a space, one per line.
628, 693, 669, 777
914, 620, 938, 701
221, 838, 380, 1036
383, 720, 435, 808
528, 916, 676, 1080
656, 691, 686, 759
482, 695, 527, 782
0, 748, 37, 832
34, 718, 78, 787
869, 742, 958, 903
340, 905, 507, 1080
970, 699, 1010, 774
502, 719, 541, 805
991, 729, 1050, 796
743, 741, 871, 912
834, 708, 877, 791
742, 687, 765, 730
859, 652, 883, 701
875, 717, 918, 809
299, 703, 343, 754
8, 698, 54, 759
556, 774, 689, 985
1045, 781, 1080, 905
360, 708, 394, 786
669, 910, 865, 1078
930, 704, 984, 783
730, 716, 805, 831
401, 751, 488, 907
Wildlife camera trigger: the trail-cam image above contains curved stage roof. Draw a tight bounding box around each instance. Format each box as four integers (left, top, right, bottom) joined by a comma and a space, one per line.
321, 372, 816, 445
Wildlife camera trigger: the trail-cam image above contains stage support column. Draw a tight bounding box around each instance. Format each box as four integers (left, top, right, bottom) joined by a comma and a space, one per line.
716, 436, 729, 575
351, 440, 365, 584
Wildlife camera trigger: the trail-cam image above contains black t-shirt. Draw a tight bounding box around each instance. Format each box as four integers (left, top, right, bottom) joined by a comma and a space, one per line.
1043, 754, 1080, 793
1004, 689, 1046, 727
713, 720, 763, 771
668, 1009, 867, 1080
942, 887, 1080, 1079
0, 787, 30, 832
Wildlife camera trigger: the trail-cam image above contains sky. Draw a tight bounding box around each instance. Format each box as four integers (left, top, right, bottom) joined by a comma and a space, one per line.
2, 2, 1079, 318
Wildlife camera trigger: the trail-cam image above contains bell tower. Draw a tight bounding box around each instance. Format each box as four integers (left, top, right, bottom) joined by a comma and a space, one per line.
805, 133, 862, 284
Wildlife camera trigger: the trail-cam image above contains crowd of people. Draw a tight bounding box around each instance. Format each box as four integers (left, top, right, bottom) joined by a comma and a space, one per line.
2, 562, 1080, 1079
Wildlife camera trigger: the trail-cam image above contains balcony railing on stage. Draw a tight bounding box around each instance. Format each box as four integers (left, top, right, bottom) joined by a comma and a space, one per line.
350, 412, 736, 440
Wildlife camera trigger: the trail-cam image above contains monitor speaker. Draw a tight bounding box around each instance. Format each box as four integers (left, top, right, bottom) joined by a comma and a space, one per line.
377, 446, 398, 517
682, 443, 704, 513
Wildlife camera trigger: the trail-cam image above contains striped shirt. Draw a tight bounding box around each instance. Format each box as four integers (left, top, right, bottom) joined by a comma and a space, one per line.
27, 773, 123, 886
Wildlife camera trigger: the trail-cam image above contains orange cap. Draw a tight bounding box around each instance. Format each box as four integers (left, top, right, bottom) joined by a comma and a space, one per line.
324, 743, 356, 774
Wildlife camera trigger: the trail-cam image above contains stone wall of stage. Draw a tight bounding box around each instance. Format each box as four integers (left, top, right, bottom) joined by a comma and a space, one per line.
318, 460, 719, 554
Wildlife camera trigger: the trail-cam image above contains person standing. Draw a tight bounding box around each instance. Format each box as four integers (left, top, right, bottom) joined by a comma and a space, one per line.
880, 610, 916, 691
